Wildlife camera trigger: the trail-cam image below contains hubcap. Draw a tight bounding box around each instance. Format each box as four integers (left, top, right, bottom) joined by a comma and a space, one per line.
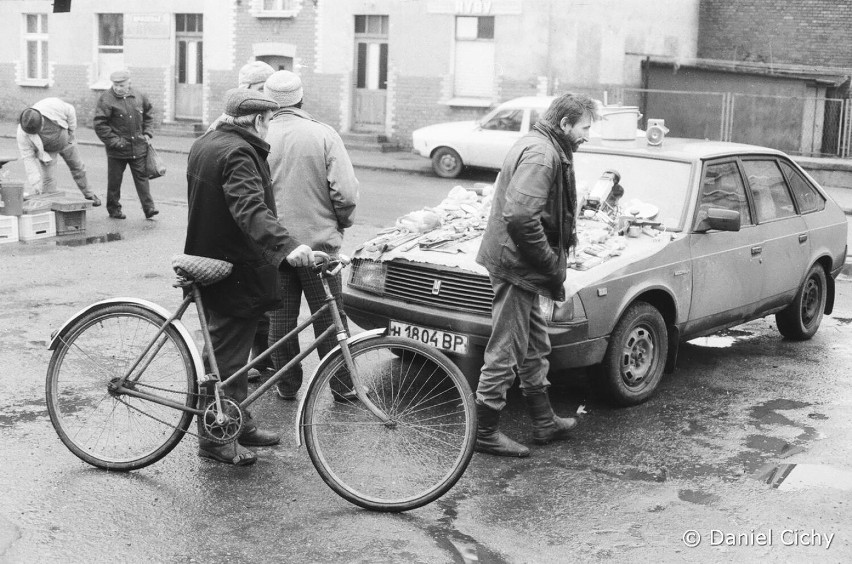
438, 154, 458, 172
620, 326, 655, 387
801, 277, 821, 324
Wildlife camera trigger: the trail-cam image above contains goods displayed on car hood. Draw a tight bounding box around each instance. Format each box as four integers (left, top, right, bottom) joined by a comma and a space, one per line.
353, 181, 679, 300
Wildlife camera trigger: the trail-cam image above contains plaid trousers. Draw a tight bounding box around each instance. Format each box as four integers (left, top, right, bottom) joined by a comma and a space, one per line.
269, 264, 350, 396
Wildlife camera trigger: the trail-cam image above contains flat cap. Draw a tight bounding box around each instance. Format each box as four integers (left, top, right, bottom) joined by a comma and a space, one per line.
223, 88, 279, 118
19, 108, 43, 134
110, 69, 131, 82
264, 70, 303, 108
238, 61, 275, 89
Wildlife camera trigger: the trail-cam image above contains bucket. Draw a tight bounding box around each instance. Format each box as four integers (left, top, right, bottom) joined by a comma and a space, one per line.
0, 181, 25, 216
597, 106, 642, 140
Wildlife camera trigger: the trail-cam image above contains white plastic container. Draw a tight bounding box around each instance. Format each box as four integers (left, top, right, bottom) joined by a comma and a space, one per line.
597, 106, 642, 140
19, 211, 56, 241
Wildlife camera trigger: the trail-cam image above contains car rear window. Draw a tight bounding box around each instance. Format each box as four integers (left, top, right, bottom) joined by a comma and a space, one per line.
575, 153, 692, 231
779, 160, 826, 214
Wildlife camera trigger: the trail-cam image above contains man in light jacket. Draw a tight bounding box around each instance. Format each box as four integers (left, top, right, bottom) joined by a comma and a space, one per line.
263, 70, 360, 401
16, 98, 100, 205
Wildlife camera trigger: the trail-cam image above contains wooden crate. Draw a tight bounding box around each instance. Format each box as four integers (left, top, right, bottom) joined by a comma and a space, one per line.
54, 209, 86, 235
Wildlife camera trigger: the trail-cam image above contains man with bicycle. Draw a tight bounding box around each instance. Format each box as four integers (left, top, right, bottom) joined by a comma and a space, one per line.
184, 88, 313, 466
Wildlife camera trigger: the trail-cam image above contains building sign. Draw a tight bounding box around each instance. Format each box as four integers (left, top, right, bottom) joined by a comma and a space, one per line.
427, 0, 521, 15
125, 13, 170, 39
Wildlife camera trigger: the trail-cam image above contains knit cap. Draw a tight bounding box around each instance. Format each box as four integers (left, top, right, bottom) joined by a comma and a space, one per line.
223, 88, 279, 118
19, 108, 43, 134
264, 70, 303, 108
238, 61, 275, 89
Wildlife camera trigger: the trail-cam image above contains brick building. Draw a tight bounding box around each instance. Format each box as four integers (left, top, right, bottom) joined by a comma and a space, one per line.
0, 0, 700, 148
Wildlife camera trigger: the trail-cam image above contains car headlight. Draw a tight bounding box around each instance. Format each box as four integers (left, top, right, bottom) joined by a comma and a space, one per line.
538, 294, 587, 324
349, 260, 387, 294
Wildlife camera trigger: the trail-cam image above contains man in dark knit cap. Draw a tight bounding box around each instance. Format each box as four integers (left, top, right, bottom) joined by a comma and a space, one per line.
184, 88, 313, 466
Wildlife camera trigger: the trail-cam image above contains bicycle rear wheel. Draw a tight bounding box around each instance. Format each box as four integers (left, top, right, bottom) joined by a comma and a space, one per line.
303, 336, 476, 512
46, 304, 196, 471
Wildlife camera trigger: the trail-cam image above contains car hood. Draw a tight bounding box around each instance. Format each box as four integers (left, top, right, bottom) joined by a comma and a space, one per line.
353, 187, 680, 301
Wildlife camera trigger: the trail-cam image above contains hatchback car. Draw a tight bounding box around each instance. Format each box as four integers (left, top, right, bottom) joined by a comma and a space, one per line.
344, 138, 848, 406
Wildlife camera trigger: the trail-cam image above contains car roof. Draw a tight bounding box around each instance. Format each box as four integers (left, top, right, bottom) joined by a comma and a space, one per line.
579, 137, 789, 162
495, 96, 554, 110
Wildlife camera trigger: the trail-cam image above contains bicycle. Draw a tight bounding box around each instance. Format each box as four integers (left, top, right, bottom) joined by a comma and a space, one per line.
45, 251, 477, 512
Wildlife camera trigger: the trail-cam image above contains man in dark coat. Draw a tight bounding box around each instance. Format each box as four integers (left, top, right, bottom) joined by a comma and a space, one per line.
474, 92, 599, 457
93, 69, 158, 219
184, 88, 313, 465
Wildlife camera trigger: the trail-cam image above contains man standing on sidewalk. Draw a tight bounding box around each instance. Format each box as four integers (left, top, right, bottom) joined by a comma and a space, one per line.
16, 98, 100, 205
474, 92, 598, 457
263, 70, 360, 401
94, 69, 158, 220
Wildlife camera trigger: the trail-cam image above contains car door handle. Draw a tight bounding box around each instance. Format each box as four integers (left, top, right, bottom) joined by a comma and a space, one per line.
751, 246, 763, 256
798, 233, 808, 243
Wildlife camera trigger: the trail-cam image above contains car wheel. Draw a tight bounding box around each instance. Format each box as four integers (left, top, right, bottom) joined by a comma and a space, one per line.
431, 147, 464, 178
775, 264, 826, 341
594, 302, 668, 406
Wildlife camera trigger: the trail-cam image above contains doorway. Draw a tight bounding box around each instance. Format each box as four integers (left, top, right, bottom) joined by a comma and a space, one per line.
353, 14, 388, 133
175, 13, 203, 120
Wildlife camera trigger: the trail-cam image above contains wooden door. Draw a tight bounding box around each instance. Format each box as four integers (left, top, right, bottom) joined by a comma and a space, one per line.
353, 15, 388, 132
175, 14, 203, 120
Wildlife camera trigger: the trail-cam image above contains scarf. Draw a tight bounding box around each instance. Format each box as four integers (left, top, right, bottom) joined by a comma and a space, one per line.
532, 120, 578, 249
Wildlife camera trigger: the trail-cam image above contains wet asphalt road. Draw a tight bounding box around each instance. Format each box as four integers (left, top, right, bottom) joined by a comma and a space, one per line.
1, 144, 851, 563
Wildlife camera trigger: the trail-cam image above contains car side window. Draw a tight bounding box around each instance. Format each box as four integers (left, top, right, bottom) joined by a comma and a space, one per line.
742, 159, 796, 222
481, 109, 523, 132
698, 161, 752, 226
779, 160, 825, 214
529, 109, 541, 129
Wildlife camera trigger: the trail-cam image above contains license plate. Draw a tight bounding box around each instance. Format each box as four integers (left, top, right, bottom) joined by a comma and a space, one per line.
388, 321, 469, 354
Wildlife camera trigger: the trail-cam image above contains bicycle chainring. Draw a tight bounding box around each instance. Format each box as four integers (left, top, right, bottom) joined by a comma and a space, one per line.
201, 398, 244, 445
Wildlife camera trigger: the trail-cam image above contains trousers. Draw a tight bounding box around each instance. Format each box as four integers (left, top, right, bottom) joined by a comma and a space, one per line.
40, 143, 94, 198
476, 275, 552, 411
106, 155, 155, 214
204, 308, 259, 404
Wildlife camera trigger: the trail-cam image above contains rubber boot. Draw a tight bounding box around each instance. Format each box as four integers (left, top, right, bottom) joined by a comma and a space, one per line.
475, 402, 530, 458
197, 393, 257, 465
237, 411, 281, 447
523, 388, 577, 445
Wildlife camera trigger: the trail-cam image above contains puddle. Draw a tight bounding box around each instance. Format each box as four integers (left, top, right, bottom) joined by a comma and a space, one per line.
686, 335, 736, 348
678, 489, 720, 505
56, 232, 123, 247
422, 498, 509, 564
832, 317, 852, 325
755, 463, 852, 491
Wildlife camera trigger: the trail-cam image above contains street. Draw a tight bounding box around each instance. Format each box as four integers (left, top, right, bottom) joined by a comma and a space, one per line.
1, 140, 852, 563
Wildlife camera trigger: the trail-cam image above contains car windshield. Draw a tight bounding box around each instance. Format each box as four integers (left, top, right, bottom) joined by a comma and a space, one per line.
574, 152, 693, 231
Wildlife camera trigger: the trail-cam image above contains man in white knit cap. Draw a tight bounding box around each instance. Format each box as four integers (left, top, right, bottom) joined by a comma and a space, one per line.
238, 60, 275, 91
263, 70, 360, 401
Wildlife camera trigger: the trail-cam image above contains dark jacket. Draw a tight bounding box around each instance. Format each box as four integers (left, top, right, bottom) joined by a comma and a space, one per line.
184, 123, 301, 318
476, 123, 576, 301
93, 87, 153, 160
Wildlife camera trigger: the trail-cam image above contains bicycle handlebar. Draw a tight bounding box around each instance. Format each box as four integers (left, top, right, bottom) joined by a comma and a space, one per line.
312, 251, 351, 277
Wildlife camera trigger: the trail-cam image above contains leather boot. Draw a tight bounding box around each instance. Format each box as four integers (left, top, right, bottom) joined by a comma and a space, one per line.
237, 411, 281, 447
475, 402, 530, 457
197, 397, 257, 465
523, 387, 577, 445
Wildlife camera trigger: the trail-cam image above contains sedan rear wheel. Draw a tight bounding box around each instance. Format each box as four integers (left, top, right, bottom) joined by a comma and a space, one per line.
595, 302, 668, 406
431, 147, 464, 178
775, 263, 826, 341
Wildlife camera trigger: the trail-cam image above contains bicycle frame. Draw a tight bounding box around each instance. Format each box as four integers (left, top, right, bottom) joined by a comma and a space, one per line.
74, 266, 392, 430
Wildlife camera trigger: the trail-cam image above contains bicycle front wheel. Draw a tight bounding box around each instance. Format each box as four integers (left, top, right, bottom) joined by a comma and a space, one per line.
303, 336, 476, 512
46, 304, 196, 471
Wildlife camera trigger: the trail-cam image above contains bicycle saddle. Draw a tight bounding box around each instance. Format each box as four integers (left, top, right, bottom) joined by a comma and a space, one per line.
171, 254, 233, 286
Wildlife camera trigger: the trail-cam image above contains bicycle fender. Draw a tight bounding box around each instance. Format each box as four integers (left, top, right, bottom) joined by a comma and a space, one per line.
295, 327, 387, 446
48, 297, 205, 379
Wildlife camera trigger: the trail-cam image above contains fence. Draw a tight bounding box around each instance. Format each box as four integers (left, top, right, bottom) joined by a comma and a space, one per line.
606, 88, 852, 158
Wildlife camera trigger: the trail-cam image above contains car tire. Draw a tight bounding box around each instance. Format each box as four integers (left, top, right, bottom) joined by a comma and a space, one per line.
594, 302, 668, 406
431, 147, 464, 178
775, 263, 826, 341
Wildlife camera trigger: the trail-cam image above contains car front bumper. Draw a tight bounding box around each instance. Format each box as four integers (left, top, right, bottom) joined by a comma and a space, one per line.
343, 287, 609, 370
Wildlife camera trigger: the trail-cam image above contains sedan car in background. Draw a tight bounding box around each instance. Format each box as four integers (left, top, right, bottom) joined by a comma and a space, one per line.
344, 137, 848, 406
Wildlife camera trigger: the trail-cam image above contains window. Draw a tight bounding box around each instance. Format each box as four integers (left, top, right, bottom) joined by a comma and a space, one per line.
354, 15, 389, 91
742, 160, 796, 222
779, 160, 825, 214
23, 13, 49, 82
263, 0, 294, 10
481, 109, 523, 132
176, 14, 203, 86
97, 14, 124, 84
454, 16, 495, 99
255, 0, 298, 18
698, 161, 752, 227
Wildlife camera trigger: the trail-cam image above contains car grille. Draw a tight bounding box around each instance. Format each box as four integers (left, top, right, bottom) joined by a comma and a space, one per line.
356, 259, 494, 315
